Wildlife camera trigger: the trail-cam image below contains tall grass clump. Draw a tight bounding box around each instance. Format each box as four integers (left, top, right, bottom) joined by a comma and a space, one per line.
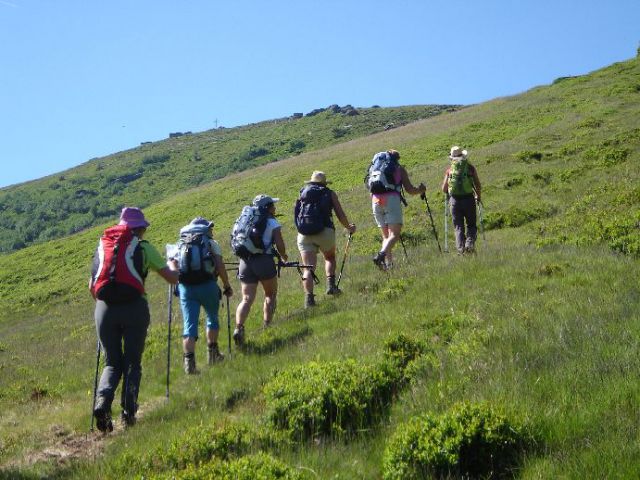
263, 359, 402, 441
382, 403, 537, 479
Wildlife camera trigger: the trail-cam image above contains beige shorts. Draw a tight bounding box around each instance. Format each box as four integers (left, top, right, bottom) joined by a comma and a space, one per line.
372, 194, 403, 227
297, 227, 336, 253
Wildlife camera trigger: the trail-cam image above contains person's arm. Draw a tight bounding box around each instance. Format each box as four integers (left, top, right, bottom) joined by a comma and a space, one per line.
400, 166, 426, 195
441, 169, 450, 194
214, 254, 233, 297
330, 191, 356, 234
144, 242, 179, 284
272, 226, 288, 262
158, 263, 179, 284
471, 166, 482, 202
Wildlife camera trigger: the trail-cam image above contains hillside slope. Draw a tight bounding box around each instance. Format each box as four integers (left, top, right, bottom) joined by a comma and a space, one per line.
0, 56, 639, 478
0, 105, 455, 253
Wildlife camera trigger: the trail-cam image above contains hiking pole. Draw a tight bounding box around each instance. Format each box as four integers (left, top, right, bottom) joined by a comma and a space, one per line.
421, 193, 441, 253
477, 198, 486, 242
443, 194, 449, 253
399, 234, 409, 263
90, 338, 101, 432
226, 295, 232, 356
166, 284, 173, 399
336, 233, 353, 289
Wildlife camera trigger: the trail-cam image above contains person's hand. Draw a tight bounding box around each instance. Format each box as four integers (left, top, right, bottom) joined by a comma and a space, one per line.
223, 285, 233, 297
419, 183, 426, 194
281, 253, 289, 262
347, 223, 356, 234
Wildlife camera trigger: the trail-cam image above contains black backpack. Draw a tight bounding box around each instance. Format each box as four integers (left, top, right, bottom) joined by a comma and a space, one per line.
294, 184, 333, 235
365, 151, 401, 194
230, 206, 269, 259
177, 228, 216, 285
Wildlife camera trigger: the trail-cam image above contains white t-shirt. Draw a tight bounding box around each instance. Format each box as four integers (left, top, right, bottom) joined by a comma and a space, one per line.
262, 217, 281, 254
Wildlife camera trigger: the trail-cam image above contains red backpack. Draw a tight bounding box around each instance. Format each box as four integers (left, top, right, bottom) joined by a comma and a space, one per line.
90, 225, 146, 303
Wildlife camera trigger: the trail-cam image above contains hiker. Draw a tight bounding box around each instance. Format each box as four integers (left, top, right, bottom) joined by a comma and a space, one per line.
233, 194, 288, 345
89, 207, 179, 432
366, 149, 426, 269
294, 171, 356, 308
174, 217, 233, 375
441, 146, 482, 254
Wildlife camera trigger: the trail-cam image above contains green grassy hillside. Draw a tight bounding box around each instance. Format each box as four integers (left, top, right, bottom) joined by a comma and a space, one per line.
0, 105, 455, 253
0, 56, 639, 479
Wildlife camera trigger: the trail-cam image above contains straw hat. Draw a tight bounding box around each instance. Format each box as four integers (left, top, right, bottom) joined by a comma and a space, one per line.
304, 171, 331, 185
449, 146, 468, 159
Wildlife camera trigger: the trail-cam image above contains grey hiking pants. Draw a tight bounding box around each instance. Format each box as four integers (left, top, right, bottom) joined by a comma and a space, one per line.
95, 297, 150, 415
450, 195, 477, 253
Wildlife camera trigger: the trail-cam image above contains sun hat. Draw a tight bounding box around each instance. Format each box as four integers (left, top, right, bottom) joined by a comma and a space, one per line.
304, 171, 331, 185
449, 146, 468, 159
252, 194, 280, 209
190, 216, 214, 229
118, 207, 150, 229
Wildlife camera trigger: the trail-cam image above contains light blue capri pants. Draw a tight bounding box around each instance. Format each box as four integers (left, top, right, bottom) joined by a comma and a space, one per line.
178, 279, 221, 339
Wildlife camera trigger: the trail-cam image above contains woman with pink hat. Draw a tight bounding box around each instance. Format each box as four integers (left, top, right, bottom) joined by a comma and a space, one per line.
89, 207, 179, 432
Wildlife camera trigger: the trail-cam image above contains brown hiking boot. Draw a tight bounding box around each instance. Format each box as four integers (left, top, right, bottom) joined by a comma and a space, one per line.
183, 353, 197, 375
93, 397, 113, 433
373, 251, 387, 270
232, 325, 245, 346
304, 293, 316, 309
326, 276, 341, 295
207, 343, 224, 364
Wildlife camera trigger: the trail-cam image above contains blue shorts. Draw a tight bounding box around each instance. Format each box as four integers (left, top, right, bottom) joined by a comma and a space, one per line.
178, 280, 221, 339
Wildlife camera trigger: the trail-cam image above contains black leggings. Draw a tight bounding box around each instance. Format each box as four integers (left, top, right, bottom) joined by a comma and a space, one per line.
95, 297, 150, 414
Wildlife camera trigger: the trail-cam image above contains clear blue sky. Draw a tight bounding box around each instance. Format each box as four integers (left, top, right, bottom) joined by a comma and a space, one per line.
1, 1, 638, 188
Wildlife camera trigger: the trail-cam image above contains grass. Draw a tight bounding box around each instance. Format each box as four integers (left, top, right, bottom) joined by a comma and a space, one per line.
1, 55, 639, 478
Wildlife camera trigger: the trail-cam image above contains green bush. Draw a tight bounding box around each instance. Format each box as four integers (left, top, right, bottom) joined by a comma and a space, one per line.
383, 334, 426, 370
153, 453, 304, 480
263, 360, 401, 441
382, 403, 536, 479
118, 423, 254, 474
485, 204, 557, 230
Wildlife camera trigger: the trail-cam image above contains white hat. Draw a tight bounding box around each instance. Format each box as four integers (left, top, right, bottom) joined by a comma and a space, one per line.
449, 146, 468, 159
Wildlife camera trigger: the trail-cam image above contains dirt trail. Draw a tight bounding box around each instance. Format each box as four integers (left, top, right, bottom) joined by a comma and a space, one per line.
2, 395, 166, 471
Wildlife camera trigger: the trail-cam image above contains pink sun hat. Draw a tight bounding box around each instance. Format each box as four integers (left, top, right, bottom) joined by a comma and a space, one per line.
118, 207, 150, 228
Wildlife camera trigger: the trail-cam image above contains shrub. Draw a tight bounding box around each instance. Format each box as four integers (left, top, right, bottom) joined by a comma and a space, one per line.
123, 423, 254, 474
263, 360, 401, 441
383, 334, 426, 370
515, 150, 543, 163
155, 453, 305, 480
382, 403, 536, 479
484, 204, 557, 230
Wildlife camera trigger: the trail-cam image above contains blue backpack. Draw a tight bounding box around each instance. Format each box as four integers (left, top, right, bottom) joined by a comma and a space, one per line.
365, 152, 401, 194
294, 184, 334, 235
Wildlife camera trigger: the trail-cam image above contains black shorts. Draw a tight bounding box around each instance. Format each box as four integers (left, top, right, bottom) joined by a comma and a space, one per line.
238, 254, 277, 284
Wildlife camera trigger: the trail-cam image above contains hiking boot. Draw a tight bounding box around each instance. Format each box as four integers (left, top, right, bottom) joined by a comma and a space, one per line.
373, 251, 387, 270
326, 276, 341, 295
120, 410, 136, 427
232, 325, 245, 346
304, 293, 316, 309
207, 343, 224, 364
183, 353, 197, 375
93, 398, 113, 433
